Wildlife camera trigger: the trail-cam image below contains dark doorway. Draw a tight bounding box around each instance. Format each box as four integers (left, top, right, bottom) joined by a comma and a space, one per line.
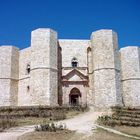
69, 88, 81, 106
70, 95, 79, 106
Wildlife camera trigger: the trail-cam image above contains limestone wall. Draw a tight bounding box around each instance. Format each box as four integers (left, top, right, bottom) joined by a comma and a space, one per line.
30, 28, 58, 106
0, 46, 19, 106
91, 30, 122, 109
1, 28, 140, 109
10, 47, 19, 106
59, 39, 89, 68
18, 47, 31, 106
59, 40, 89, 106
120, 46, 140, 107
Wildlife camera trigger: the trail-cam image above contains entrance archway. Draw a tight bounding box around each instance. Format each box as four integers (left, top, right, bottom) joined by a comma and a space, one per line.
69, 88, 81, 106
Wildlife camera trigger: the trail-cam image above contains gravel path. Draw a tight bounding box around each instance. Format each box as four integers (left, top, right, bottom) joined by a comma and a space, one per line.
60, 109, 102, 135
0, 126, 35, 140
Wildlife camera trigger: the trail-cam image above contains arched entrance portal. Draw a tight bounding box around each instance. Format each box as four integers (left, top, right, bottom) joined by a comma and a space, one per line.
69, 88, 81, 106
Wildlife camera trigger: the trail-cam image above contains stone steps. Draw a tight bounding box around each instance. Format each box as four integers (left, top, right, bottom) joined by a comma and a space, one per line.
111, 107, 140, 126
111, 120, 140, 127
112, 116, 140, 123
113, 110, 140, 115
113, 113, 140, 119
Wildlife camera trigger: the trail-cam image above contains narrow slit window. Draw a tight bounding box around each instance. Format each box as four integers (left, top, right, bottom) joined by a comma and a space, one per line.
27, 86, 30, 92
26, 64, 30, 74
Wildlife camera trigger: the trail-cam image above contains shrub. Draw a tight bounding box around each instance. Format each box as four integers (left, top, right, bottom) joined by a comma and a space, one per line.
35, 122, 66, 132
97, 115, 116, 127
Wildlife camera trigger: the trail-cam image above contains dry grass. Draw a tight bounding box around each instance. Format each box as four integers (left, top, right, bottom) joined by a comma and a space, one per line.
66, 110, 82, 119
0, 109, 83, 129
18, 128, 134, 140
16, 109, 84, 126
112, 126, 140, 137
18, 130, 75, 140
92, 128, 135, 140
16, 117, 50, 126
0, 117, 50, 132
0, 117, 18, 131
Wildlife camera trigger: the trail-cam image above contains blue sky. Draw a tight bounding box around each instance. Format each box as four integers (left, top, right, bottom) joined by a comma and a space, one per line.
0, 0, 140, 49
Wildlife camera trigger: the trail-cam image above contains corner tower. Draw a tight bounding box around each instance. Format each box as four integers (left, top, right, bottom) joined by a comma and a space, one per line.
0, 46, 19, 106
91, 30, 122, 109
30, 28, 58, 106
120, 46, 140, 107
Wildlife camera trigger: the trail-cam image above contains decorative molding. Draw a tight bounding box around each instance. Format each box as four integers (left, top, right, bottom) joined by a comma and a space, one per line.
0, 77, 30, 81
62, 69, 88, 80
121, 78, 140, 82
0, 78, 18, 81
31, 67, 58, 72
88, 68, 120, 74
62, 67, 87, 70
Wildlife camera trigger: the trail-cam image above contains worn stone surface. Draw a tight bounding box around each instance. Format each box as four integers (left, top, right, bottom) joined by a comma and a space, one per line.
120, 47, 140, 106
59, 40, 89, 106
30, 28, 58, 106
91, 30, 122, 108
0, 46, 19, 106
18, 47, 31, 106
0, 28, 140, 109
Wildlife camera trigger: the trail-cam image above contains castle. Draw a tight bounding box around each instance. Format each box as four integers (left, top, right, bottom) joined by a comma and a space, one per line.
0, 28, 140, 109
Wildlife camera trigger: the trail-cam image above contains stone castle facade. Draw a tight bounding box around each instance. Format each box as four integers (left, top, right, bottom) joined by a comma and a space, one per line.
0, 28, 140, 109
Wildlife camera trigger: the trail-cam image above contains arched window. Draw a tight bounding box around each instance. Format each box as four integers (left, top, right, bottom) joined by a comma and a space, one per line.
26, 64, 30, 74
71, 57, 78, 67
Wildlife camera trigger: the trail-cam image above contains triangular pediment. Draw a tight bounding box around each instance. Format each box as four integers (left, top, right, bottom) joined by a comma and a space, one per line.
62, 69, 88, 82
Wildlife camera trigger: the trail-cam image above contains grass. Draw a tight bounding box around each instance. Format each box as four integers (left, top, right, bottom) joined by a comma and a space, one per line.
18, 130, 75, 140
66, 110, 83, 119
0, 117, 18, 131
93, 128, 135, 140
97, 115, 140, 138
18, 128, 135, 140
18, 109, 84, 126
15, 110, 83, 127
0, 108, 84, 132
16, 117, 50, 126
112, 126, 140, 137
96, 122, 140, 138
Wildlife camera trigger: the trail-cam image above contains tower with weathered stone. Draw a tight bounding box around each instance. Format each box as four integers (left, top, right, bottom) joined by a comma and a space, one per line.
91, 30, 123, 109
120, 46, 140, 107
0, 46, 19, 106
30, 28, 58, 106
0, 28, 140, 109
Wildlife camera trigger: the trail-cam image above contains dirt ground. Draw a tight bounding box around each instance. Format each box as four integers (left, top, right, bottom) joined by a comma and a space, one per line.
18, 129, 135, 140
